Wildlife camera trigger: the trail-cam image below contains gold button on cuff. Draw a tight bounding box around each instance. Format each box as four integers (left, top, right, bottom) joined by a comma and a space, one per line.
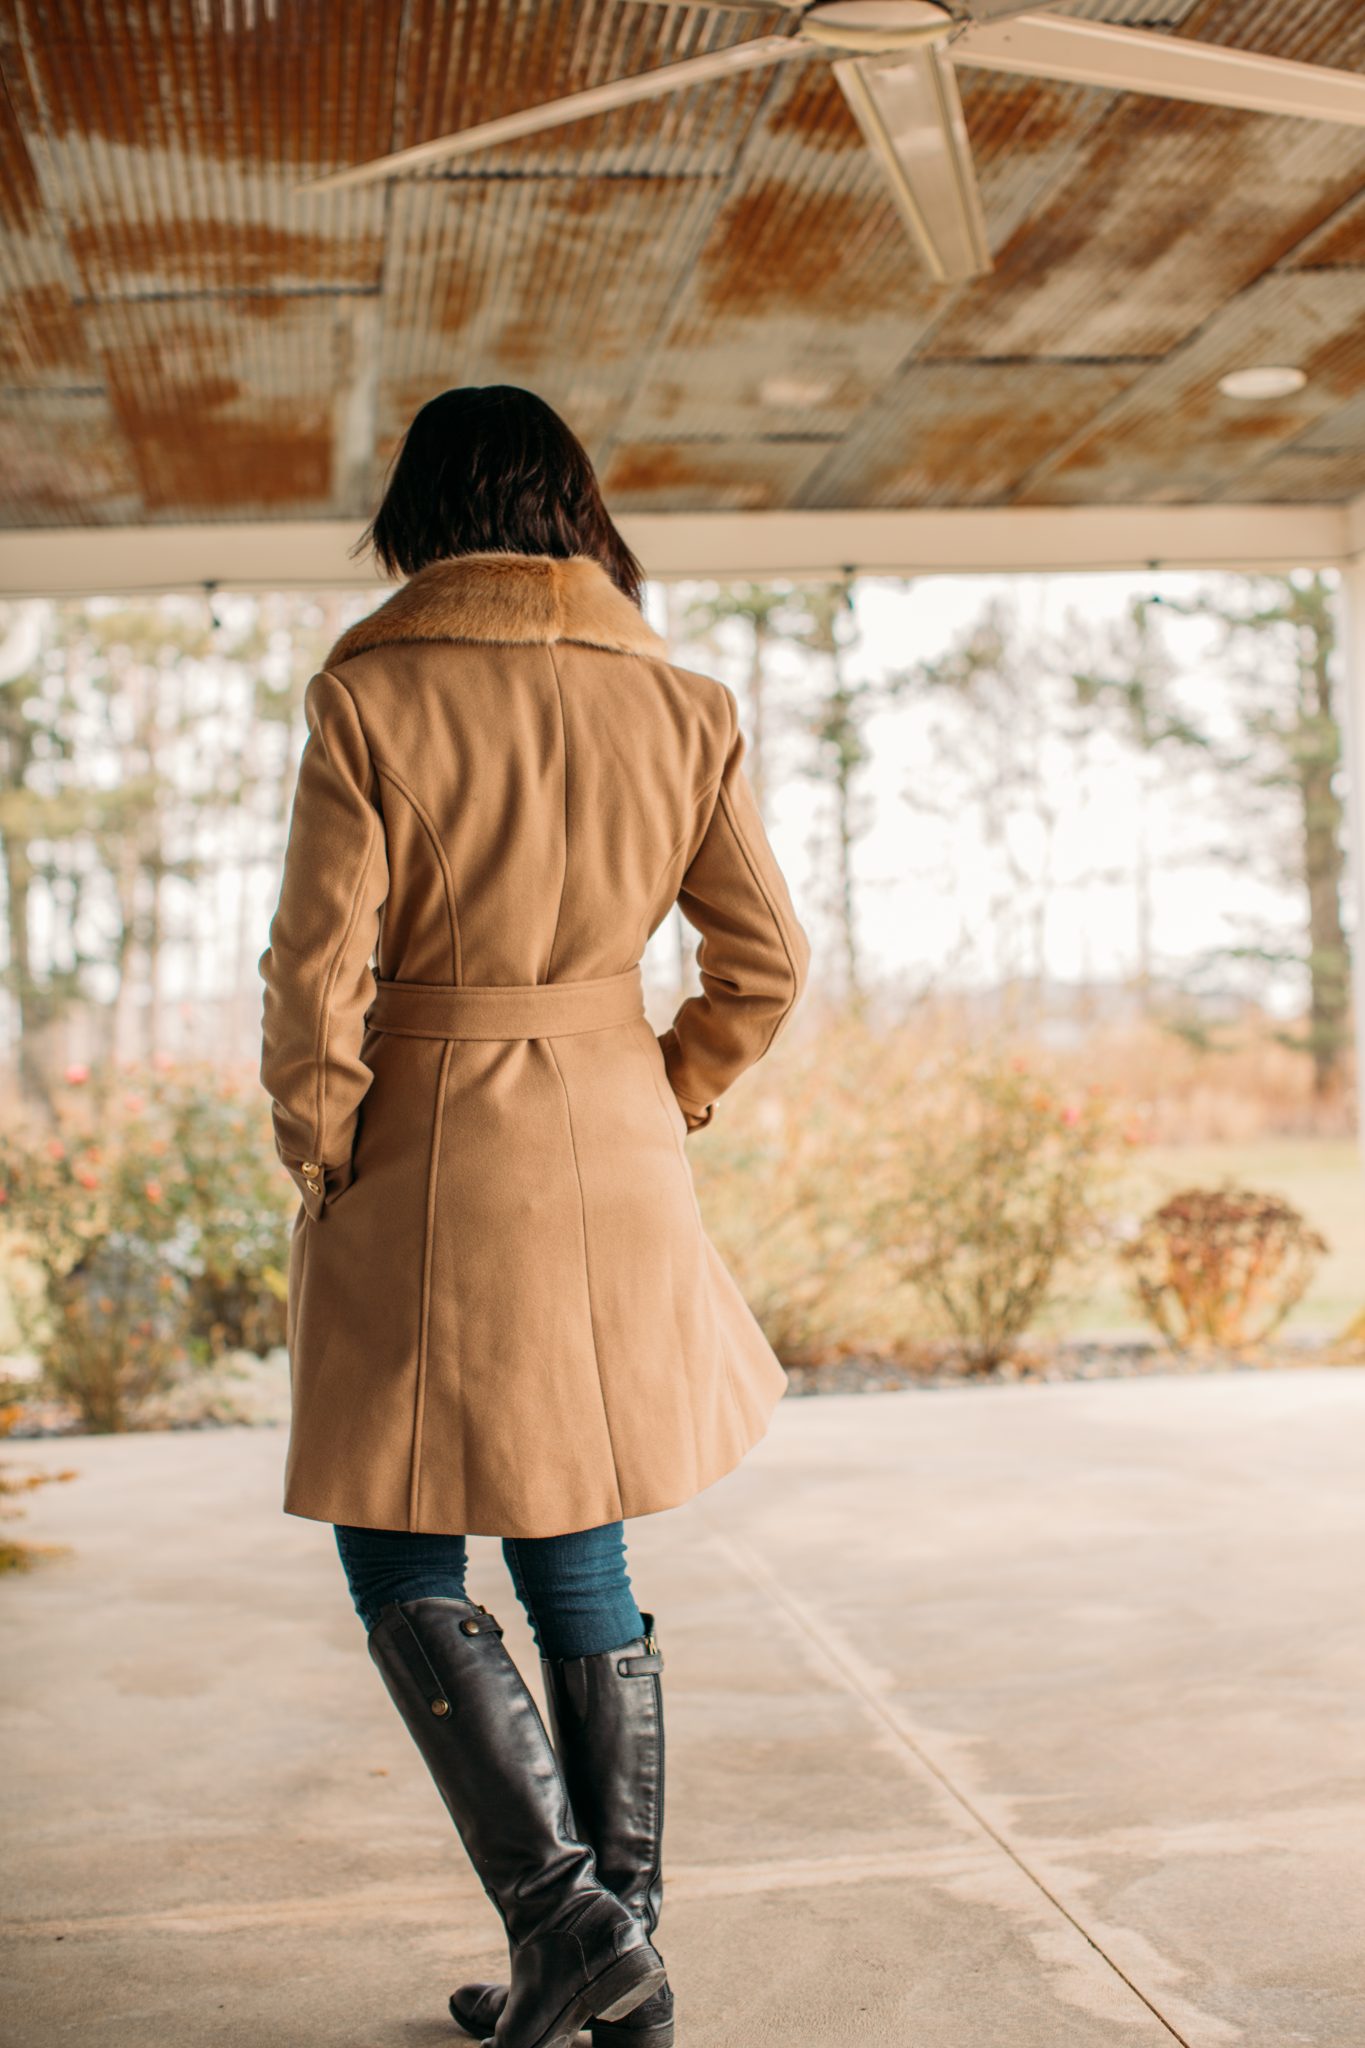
305, 1179, 321, 1194
301, 1161, 319, 1175
460, 1617, 480, 1636
430, 1697, 450, 1717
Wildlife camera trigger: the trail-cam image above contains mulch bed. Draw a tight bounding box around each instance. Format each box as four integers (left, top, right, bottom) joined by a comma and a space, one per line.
781, 1336, 1359, 1396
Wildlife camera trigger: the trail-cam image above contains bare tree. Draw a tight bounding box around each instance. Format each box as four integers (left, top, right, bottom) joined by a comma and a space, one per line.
914, 596, 1073, 1017
677, 583, 796, 821
1066, 595, 1208, 1011
1158, 574, 1351, 1100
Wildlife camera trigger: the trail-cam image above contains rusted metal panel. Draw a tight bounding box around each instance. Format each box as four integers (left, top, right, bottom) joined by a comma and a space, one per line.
377, 173, 727, 455
1018, 270, 1365, 504
5, 0, 397, 297
86, 293, 347, 516
1286, 188, 1365, 270
0, 8, 98, 393
392, 0, 790, 179
603, 435, 833, 511
1215, 449, 1365, 503
612, 59, 1126, 451
609, 58, 946, 447
1167, 0, 1365, 67
0, 391, 138, 526
1052, 1, 1203, 21
0, 274, 90, 386
9, 0, 406, 162
926, 93, 1365, 362
800, 359, 1141, 508
0, 27, 44, 234
1295, 391, 1365, 455
2, 0, 1365, 529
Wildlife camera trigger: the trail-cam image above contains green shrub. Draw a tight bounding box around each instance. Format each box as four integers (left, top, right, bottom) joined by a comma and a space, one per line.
159, 1076, 294, 1357
0, 1065, 293, 1430
690, 1018, 904, 1364
872, 1055, 1123, 1370
691, 1021, 1127, 1372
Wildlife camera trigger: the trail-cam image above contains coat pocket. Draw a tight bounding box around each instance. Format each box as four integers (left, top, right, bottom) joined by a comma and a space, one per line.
635, 1018, 689, 1143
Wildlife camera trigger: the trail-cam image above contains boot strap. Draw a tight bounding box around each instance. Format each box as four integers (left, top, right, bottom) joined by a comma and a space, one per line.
382, 1601, 505, 1715
616, 1650, 663, 1676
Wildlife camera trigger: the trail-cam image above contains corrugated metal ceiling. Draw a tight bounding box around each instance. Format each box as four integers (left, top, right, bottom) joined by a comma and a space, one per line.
1, 0, 1363, 529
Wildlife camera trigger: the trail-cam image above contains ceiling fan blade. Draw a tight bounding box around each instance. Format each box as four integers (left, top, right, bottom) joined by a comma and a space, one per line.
950, 13, 1365, 126
833, 46, 992, 280
298, 34, 809, 194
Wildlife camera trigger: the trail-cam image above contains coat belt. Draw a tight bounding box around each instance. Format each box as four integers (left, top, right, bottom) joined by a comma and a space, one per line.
367, 966, 645, 1042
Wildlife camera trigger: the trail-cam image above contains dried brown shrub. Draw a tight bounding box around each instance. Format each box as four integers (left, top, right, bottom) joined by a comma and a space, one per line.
1122, 1187, 1328, 1350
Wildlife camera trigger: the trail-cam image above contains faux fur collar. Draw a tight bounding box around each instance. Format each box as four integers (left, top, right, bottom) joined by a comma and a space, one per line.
326, 551, 665, 667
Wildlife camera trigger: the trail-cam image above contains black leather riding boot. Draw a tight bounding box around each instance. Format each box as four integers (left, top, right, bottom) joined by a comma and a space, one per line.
368, 1598, 664, 2048
451, 1614, 673, 2047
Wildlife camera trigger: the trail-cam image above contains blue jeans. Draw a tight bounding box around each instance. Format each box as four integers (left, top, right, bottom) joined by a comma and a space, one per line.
334, 1519, 645, 1660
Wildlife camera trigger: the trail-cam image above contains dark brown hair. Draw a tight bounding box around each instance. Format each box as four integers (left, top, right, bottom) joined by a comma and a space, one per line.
357, 385, 644, 604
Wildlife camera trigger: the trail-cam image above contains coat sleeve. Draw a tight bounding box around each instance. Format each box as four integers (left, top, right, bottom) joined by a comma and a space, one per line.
259, 670, 388, 1219
659, 692, 811, 1131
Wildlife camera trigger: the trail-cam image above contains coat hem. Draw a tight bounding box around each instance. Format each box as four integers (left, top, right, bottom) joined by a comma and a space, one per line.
281, 1370, 786, 1540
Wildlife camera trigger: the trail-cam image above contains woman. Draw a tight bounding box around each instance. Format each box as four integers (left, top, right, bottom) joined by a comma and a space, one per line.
259, 386, 810, 2048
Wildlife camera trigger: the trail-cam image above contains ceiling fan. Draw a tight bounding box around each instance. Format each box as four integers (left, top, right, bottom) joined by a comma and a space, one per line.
300, 1, 1365, 283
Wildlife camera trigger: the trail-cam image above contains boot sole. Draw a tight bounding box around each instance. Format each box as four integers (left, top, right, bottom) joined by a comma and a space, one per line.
454, 1990, 675, 2048
590, 2015, 675, 2047
484, 1944, 666, 2048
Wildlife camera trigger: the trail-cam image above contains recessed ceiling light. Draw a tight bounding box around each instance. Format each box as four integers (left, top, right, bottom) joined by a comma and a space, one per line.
1218, 365, 1307, 401
758, 375, 837, 409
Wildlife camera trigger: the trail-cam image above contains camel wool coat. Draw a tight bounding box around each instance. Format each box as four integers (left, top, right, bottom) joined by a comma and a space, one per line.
259, 550, 810, 1538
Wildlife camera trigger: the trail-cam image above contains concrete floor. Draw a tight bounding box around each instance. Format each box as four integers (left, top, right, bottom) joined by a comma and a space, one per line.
3, 1371, 1364, 2048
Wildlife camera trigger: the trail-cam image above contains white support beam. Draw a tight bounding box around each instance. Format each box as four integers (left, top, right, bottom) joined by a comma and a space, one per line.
0, 503, 1353, 597
628, 505, 1352, 581
1337, 555, 1365, 1172
1344, 488, 1365, 563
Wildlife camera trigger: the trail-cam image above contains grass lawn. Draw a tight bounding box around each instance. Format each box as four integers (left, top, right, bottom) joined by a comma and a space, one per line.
1059, 1137, 1365, 1338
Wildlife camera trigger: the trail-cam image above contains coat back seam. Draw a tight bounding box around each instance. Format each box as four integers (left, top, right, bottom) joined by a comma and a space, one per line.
542, 645, 570, 984
373, 762, 462, 985
409, 1039, 453, 1530
545, 1038, 625, 1523
633, 769, 726, 964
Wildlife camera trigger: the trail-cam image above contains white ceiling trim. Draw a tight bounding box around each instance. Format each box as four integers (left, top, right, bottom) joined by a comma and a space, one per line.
0, 504, 1353, 598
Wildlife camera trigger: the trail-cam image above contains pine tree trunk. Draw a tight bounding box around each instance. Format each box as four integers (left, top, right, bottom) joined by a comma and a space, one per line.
834, 738, 860, 1006
3, 833, 51, 1109
747, 623, 769, 821
1299, 608, 1350, 1099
